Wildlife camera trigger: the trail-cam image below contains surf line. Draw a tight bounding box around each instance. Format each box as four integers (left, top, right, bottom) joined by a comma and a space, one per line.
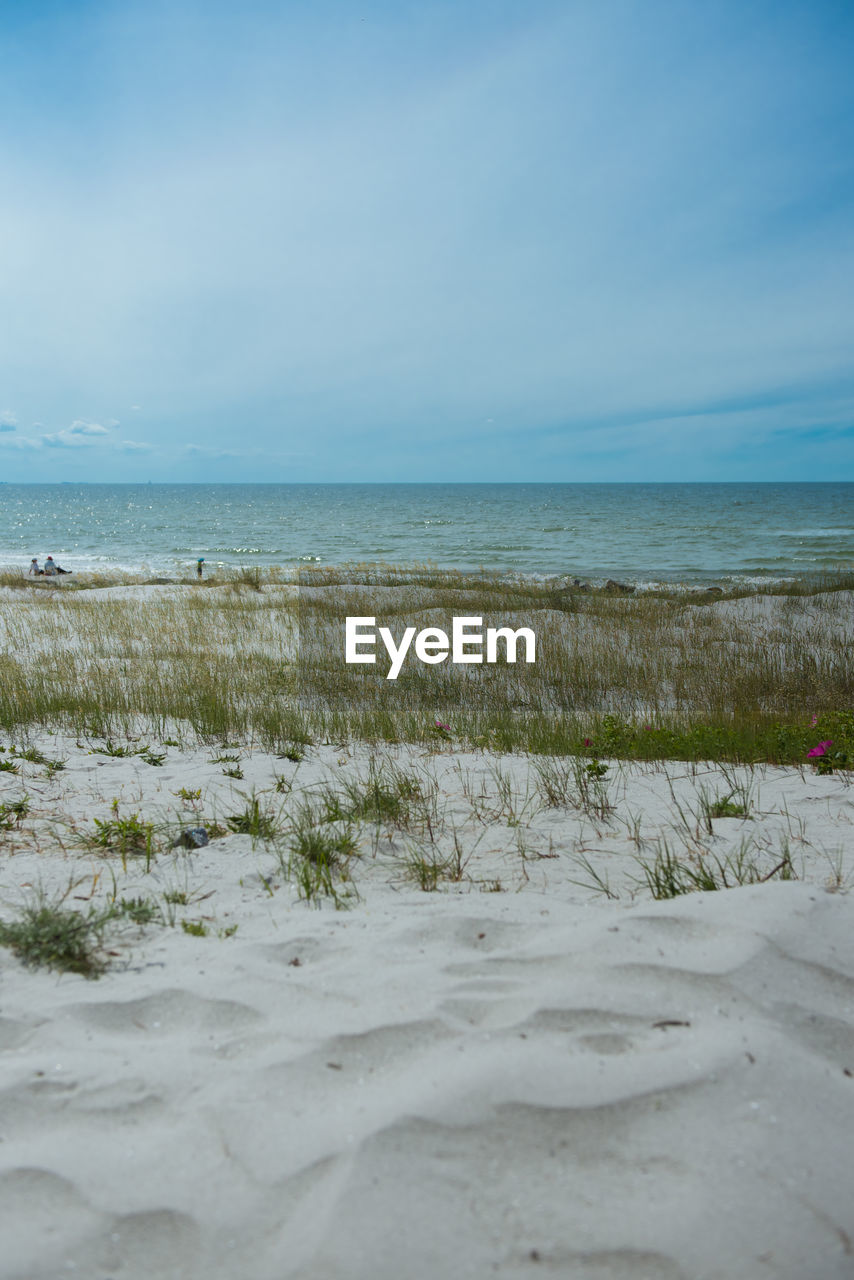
345, 616, 536, 681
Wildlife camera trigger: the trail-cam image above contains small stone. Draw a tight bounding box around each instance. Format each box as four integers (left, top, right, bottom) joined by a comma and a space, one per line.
172, 827, 209, 849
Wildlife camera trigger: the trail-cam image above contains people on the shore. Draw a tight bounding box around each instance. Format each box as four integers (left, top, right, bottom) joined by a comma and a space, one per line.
197, 558, 204, 579
42, 556, 72, 576
26, 555, 73, 577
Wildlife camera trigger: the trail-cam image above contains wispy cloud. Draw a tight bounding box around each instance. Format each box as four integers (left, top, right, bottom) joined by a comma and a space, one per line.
68, 420, 110, 436
42, 420, 113, 448
0, 410, 16, 429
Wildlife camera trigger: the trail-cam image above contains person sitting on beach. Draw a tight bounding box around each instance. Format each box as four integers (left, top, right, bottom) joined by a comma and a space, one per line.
28, 558, 43, 576
43, 556, 72, 576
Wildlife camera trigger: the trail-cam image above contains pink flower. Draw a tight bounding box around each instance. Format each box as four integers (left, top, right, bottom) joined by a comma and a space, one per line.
583, 738, 591, 747
643, 724, 652, 731
810, 713, 818, 727
435, 720, 450, 732
807, 740, 833, 758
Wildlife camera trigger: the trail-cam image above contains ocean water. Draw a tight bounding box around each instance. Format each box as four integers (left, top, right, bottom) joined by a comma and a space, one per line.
0, 483, 852, 586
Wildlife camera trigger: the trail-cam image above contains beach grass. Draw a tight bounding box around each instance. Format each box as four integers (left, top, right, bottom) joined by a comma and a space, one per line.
0, 889, 115, 977
0, 565, 851, 766
634, 834, 797, 900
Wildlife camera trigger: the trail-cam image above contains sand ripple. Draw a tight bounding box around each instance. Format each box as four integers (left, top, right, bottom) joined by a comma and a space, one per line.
2, 882, 853, 1278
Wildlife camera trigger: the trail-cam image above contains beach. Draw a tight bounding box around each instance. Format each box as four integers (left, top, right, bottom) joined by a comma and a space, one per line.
1, 576, 853, 1278
4, 0, 853, 1268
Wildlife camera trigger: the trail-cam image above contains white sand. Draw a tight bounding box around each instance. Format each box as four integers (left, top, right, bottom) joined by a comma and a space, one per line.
1, 738, 854, 1279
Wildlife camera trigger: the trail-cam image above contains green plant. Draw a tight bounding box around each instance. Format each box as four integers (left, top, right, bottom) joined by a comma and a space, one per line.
15, 745, 50, 765
531, 756, 611, 819
565, 851, 618, 899
174, 787, 203, 803
703, 794, 750, 824
695, 765, 755, 832
811, 746, 849, 775
585, 758, 609, 779
0, 760, 20, 774
222, 766, 244, 779
570, 755, 613, 821
622, 809, 646, 848
290, 821, 357, 867
282, 804, 358, 905
342, 759, 426, 827
0, 796, 30, 829
635, 836, 795, 900
0, 563, 852, 763
116, 896, 161, 925
88, 811, 158, 870
181, 919, 209, 937
164, 890, 189, 905
533, 758, 576, 807
226, 793, 281, 840
486, 763, 536, 826
0, 891, 114, 977
403, 847, 453, 891
139, 749, 166, 766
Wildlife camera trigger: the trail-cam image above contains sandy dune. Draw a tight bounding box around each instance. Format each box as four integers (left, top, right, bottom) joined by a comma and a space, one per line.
1, 741, 853, 1279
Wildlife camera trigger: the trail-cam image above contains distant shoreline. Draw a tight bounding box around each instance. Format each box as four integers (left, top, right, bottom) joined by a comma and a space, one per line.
2, 561, 853, 595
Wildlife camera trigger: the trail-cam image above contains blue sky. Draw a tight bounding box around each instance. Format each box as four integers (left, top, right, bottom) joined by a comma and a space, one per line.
1, 0, 852, 481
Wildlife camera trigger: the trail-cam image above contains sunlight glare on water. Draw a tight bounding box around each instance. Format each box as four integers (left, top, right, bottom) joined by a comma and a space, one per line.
0, 483, 852, 586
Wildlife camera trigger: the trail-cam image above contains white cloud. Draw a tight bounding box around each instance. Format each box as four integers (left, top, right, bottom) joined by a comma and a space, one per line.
0, 410, 17, 429
118, 439, 152, 452
68, 420, 110, 435
42, 419, 113, 447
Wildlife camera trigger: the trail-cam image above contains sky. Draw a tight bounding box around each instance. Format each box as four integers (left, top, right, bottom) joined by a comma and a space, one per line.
1, 0, 852, 482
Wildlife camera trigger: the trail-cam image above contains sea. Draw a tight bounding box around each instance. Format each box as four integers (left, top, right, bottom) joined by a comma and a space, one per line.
0, 483, 852, 588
